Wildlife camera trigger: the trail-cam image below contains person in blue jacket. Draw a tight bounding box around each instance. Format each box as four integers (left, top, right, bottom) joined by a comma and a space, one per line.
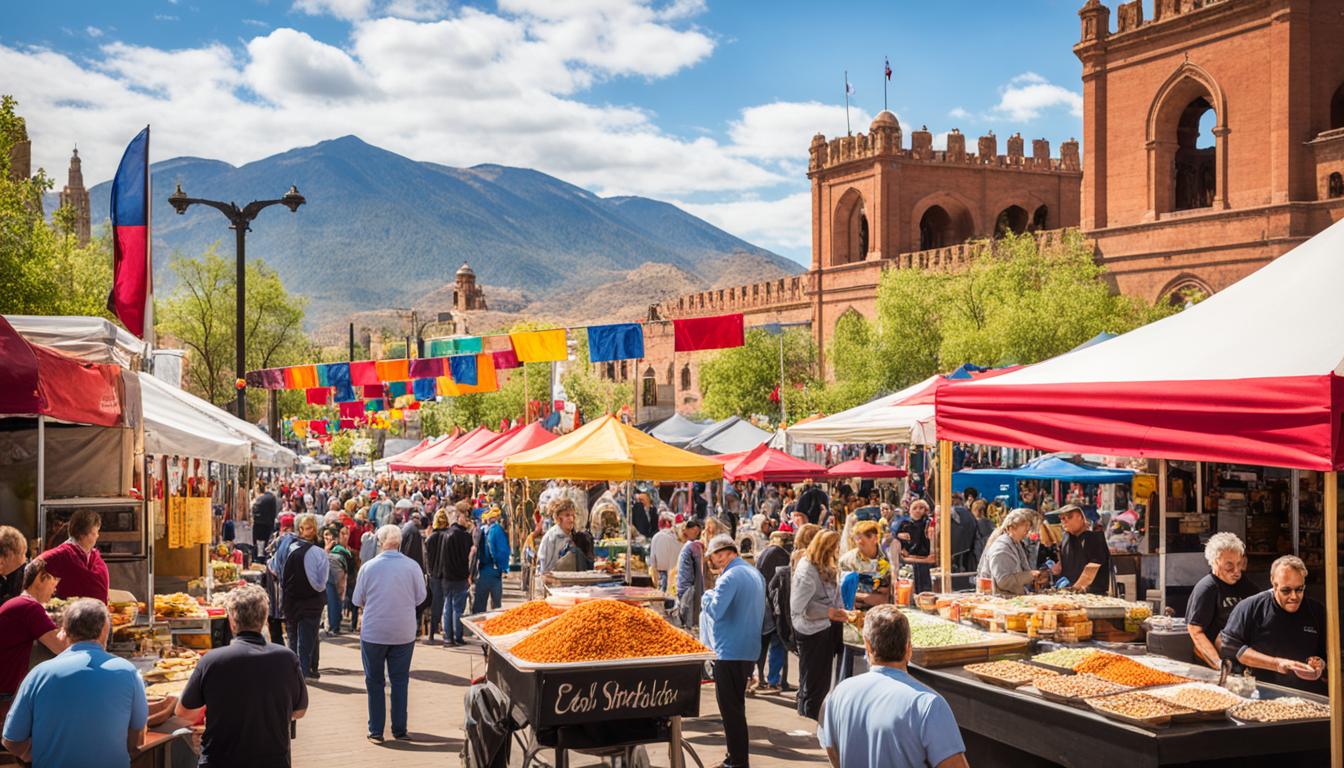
471, 506, 511, 614
700, 534, 765, 768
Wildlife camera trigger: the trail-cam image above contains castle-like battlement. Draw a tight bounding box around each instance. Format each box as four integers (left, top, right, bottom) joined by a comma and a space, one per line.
808, 119, 1080, 176
1080, 0, 1231, 43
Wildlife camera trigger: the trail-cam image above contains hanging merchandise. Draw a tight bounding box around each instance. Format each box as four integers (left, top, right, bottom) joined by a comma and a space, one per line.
491, 348, 521, 370
449, 354, 478, 386
305, 387, 330, 405
587, 322, 645, 362
510, 329, 568, 362
350, 360, 379, 386
673, 313, 744, 352
376, 359, 409, 382
413, 377, 437, 401
409, 357, 444, 378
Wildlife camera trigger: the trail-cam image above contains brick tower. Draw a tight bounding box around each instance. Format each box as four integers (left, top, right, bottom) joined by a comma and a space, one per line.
1075, 0, 1344, 303
452, 262, 487, 311
59, 147, 91, 245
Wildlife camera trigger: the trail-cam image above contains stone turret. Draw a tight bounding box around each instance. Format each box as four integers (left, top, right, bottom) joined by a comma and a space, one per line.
977, 131, 997, 164
1060, 138, 1081, 171
59, 147, 91, 245
453, 262, 487, 311
946, 129, 966, 162
1007, 132, 1024, 165
910, 125, 934, 160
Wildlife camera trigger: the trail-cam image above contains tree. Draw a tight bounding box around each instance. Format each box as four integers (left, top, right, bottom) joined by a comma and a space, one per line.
697, 327, 816, 423
156, 246, 314, 410
329, 431, 354, 466
0, 95, 114, 319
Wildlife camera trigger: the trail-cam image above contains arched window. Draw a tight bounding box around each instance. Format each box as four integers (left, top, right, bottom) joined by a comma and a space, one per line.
666, 362, 674, 385
994, 205, 1029, 237
1329, 172, 1344, 199
832, 190, 868, 266
1331, 83, 1344, 131
1174, 98, 1217, 211
917, 203, 973, 249
680, 364, 691, 391
642, 367, 657, 406
605, 362, 616, 379
1031, 205, 1049, 231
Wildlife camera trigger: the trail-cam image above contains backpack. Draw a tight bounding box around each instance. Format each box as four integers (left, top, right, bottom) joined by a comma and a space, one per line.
768, 565, 795, 652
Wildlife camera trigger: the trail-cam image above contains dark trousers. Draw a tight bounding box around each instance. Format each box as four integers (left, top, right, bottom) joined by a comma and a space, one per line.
713, 659, 753, 768
361, 640, 414, 737
286, 611, 321, 675
268, 617, 285, 644
795, 624, 840, 720
756, 632, 788, 687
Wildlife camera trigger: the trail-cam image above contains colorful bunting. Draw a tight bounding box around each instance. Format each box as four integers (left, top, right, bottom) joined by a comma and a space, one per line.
350, 360, 379, 386
387, 381, 408, 399
491, 348, 521, 370
305, 387, 330, 406
673, 313, 744, 352
510, 329, 568, 362
408, 357, 444, 379
338, 401, 364, 419
413, 377, 438, 402
587, 322, 645, 362
362, 383, 384, 398
365, 398, 384, 412
376, 359, 409, 382
262, 369, 285, 389
339, 418, 357, 430
449, 355, 478, 386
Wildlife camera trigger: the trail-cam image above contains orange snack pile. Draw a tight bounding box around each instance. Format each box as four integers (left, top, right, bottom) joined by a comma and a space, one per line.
1074, 652, 1190, 688
479, 600, 566, 636
510, 599, 708, 663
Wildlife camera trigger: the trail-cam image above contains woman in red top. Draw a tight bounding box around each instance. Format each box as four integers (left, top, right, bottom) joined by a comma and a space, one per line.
0, 559, 66, 721
39, 509, 110, 603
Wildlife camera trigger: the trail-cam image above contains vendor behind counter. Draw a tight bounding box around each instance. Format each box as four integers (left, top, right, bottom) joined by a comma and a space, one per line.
1218, 555, 1327, 693
39, 509, 110, 604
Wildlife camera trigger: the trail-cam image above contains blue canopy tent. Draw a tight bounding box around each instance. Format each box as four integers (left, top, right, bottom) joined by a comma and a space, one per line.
953, 455, 1135, 512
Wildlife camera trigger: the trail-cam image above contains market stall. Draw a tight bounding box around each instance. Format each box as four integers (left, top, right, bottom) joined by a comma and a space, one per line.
935, 217, 1344, 763
952, 455, 1134, 511
463, 598, 714, 768
682, 415, 773, 455
646, 413, 712, 448
390, 425, 500, 472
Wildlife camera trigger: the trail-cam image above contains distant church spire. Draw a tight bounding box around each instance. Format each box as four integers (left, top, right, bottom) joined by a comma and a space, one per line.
59, 146, 91, 245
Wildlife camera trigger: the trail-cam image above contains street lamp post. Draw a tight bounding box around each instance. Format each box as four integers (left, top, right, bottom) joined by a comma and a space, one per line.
167, 183, 305, 421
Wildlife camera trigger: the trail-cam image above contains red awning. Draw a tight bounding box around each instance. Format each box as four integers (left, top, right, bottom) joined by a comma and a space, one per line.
0, 316, 123, 427
453, 422, 558, 475
394, 426, 502, 472
724, 443, 829, 483
826, 459, 907, 479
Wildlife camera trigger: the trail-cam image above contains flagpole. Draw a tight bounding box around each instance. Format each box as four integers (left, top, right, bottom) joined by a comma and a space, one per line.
844, 70, 852, 136
884, 58, 888, 112
143, 125, 156, 354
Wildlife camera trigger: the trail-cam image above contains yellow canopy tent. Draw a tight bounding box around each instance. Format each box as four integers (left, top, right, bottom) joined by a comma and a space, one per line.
504, 414, 723, 482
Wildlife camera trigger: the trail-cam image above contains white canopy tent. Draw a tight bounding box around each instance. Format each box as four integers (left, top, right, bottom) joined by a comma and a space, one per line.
648, 413, 712, 448
143, 374, 296, 468
4, 315, 147, 368
139, 372, 252, 465
785, 375, 939, 446
684, 416, 774, 455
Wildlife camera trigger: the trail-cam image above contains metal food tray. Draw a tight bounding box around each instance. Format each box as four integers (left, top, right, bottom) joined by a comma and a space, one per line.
1026, 674, 1134, 706
462, 615, 716, 672
1141, 682, 1243, 722
1229, 695, 1333, 725
964, 662, 1061, 690
1083, 692, 1195, 729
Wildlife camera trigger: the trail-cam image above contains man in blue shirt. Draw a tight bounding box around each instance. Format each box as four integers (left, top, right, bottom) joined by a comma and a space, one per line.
470, 506, 510, 614
700, 535, 765, 768
818, 605, 968, 768
2, 598, 148, 768
353, 524, 427, 743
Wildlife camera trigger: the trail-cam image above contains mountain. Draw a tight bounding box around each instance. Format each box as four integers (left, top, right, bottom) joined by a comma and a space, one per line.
81, 136, 801, 325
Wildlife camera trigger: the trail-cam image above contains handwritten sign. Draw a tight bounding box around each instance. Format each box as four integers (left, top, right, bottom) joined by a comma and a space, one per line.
536, 664, 700, 726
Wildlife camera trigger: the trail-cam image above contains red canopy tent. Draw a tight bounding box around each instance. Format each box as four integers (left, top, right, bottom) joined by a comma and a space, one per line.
723, 443, 828, 483
453, 422, 558, 475
826, 459, 907, 479
397, 427, 508, 476
0, 315, 123, 426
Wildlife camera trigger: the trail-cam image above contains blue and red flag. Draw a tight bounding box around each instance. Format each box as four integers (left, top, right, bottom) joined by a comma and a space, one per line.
108, 127, 151, 338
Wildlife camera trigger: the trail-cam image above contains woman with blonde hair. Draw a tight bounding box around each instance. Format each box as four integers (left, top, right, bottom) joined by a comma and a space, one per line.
791, 524, 822, 569
977, 508, 1042, 596
790, 529, 849, 720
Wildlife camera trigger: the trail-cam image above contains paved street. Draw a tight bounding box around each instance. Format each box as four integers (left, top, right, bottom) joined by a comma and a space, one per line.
291, 580, 829, 767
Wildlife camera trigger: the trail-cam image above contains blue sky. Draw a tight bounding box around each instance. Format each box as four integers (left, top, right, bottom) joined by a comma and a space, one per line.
3, 0, 1094, 264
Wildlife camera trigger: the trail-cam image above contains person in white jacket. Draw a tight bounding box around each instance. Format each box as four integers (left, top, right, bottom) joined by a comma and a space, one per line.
648, 513, 681, 592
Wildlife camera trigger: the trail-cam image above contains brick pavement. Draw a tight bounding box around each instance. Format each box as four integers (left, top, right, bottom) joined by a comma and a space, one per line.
290, 579, 829, 767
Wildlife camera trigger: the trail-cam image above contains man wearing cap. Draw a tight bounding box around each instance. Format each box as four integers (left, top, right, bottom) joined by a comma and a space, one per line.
675, 518, 705, 630
1051, 504, 1110, 595
699, 535, 765, 768
471, 507, 510, 614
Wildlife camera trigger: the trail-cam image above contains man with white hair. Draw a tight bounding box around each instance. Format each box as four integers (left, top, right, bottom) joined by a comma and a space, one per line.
176, 584, 308, 766
1220, 555, 1328, 692
353, 524, 427, 743
1185, 532, 1259, 669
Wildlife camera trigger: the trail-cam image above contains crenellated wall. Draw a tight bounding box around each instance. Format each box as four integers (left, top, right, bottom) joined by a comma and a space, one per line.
808, 126, 1080, 175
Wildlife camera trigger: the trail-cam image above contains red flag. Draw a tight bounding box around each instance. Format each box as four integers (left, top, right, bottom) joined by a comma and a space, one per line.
108, 127, 151, 338
885, 57, 892, 80
673, 313, 745, 352
769, 385, 781, 403
305, 387, 330, 405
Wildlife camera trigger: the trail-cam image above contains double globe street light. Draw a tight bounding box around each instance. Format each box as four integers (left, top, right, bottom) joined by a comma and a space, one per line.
167, 183, 306, 422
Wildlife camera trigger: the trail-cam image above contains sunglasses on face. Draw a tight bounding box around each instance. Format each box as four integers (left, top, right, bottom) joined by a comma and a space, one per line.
1276, 586, 1306, 596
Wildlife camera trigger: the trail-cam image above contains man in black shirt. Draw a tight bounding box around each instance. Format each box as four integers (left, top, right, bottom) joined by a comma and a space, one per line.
1185, 532, 1259, 668
1051, 505, 1111, 595
251, 482, 279, 558
796, 482, 828, 525
178, 584, 307, 767
1219, 555, 1327, 692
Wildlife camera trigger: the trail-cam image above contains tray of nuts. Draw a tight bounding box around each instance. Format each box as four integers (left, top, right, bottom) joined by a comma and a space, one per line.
1142, 683, 1243, 721
1230, 696, 1331, 724
1085, 690, 1196, 729
964, 660, 1062, 689
1028, 673, 1133, 705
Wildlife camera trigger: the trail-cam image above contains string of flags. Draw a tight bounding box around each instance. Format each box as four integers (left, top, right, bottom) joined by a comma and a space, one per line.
249, 314, 747, 431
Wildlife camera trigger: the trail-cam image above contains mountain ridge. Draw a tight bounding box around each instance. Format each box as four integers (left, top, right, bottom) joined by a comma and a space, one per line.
72, 136, 800, 326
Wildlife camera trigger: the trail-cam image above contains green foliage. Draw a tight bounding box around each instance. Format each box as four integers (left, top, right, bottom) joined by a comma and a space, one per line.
418, 320, 562, 434
156, 246, 314, 410
329, 431, 354, 465
0, 95, 115, 319
697, 328, 816, 423
559, 330, 633, 422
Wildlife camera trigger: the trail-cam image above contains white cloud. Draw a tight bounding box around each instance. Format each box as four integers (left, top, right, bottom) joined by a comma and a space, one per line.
2, 0, 787, 204
85, 26, 103, 38
727, 101, 874, 161
991, 71, 1081, 121
677, 192, 813, 258
293, 0, 375, 21
947, 106, 970, 120
384, 0, 449, 20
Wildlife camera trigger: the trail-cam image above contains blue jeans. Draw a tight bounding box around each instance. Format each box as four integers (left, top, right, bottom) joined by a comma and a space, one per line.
471, 570, 503, 614
428, 577, 448, 639
766, 633, 787, 686
361, 640, 414, 738
445, 579, 469, 643
658, 571, 669, 591
286, 611, 321, 676
325, 578, 343, 634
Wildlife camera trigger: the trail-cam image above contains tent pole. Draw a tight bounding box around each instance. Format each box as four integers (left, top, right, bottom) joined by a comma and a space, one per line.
36, 416, 45, 546
1158, 459, 1168, 613
625, 479, 634, 585
1291, 469, 1301, 556
1325, 471, 1340, 768
938, 440, 952, 593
